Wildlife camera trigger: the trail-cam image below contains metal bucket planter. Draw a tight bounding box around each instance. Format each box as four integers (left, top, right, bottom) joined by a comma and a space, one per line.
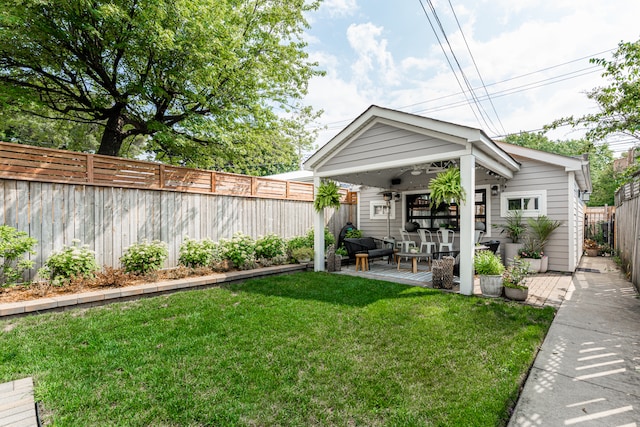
479, 275, 504, 298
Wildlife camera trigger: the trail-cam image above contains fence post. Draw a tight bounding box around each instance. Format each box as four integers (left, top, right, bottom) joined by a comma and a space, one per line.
159, 164, 165, 189
86, 154, 94, 183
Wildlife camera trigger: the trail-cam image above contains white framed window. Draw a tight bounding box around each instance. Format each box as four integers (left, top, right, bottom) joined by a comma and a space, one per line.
500, 190, 546, 217
370, 200, 396, 220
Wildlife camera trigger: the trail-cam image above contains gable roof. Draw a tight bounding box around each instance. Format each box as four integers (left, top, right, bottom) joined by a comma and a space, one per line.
304, 105, 520, 182
497, 142, 592, 191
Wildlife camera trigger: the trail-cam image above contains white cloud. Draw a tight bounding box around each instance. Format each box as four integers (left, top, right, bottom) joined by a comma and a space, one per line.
346, 22, 399, 86
320, 0, 358, 17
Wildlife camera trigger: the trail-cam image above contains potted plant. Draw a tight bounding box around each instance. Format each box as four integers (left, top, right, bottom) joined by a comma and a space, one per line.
428, 167, 466, 206
291, 247, 313, 263
518, 236, 542, 273
473, 249, 505, 297
494, 210, 526, 266
313, 180, 341, 212
503, 257, 530, 301
584, 239, 599, 257
528, 215, 562, 272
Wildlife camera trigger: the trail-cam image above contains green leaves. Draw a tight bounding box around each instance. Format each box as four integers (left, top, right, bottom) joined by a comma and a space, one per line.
313, 180, 341, 212
0, 0, 323, 170
428, 167, 466, 206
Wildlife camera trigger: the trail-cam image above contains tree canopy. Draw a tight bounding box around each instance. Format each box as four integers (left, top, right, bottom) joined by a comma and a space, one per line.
0, 0, 323, 175
550, 39, 640, 145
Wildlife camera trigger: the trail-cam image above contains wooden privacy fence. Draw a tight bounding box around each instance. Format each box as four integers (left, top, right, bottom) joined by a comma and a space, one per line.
0, 141, 354, 203
0, 142, 357, 278
615, 180, 640, 291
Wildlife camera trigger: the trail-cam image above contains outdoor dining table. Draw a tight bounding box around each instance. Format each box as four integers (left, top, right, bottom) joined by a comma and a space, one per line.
394, 252, 431, 273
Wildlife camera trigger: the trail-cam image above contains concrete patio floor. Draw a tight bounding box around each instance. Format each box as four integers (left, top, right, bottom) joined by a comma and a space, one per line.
338, 258, 571, 308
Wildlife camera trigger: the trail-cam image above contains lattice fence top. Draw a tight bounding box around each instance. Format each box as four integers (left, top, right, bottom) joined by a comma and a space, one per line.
0, 141, 352, 203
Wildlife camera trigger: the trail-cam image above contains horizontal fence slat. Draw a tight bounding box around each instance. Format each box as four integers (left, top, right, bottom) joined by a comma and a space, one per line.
0, 141, 360, 205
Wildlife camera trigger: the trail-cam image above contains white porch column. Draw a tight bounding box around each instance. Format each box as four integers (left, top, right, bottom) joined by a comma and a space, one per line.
313, 176, 325, 272
459, 154, 475, 295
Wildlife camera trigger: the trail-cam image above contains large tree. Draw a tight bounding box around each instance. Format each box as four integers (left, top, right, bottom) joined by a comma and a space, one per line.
0, 0, 322, 173
551, 39, 640, 144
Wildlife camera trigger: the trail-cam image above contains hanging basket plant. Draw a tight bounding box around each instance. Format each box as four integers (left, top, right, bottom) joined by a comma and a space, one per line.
428, 167, 466, 206
313, 180, 341, 212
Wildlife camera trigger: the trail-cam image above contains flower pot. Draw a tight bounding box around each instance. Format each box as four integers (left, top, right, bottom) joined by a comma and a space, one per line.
521, 257, 541, 273
540, 255, 548, 273
504, 243, 524, 266
505, 286, 528, 301
585, 248, 599, 257
479, 275, 504, 298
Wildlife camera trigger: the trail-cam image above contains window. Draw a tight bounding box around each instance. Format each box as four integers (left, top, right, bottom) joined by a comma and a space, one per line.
405, 189, 487, 231
370, 200, 395, 220
500, 190, 546, 217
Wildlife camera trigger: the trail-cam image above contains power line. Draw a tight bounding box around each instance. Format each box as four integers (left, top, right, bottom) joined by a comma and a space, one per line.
447, 0, 506, 135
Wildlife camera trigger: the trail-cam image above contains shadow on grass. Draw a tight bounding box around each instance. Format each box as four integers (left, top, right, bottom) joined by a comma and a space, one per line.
224, 271, 447, 307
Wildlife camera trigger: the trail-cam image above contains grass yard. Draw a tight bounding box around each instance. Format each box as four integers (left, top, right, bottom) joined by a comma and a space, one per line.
0, 272, 555, 426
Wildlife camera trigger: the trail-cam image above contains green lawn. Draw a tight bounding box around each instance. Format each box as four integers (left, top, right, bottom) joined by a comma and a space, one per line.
0, 272, 555, 426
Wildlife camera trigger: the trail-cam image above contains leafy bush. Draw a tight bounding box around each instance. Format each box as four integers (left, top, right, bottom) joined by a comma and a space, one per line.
345, 229, 362, 239
218, 232, 256, 270
120, 240, 168, 275
473, 250, 505, 276
305, 227, 336, 249
287, 235, 311, 254
255, 233, 286, 260
0, 225, 37, 286
40, 240, 99, 286
179, 237, 215, 268
291, 247, 314, 262
503, 258, 530, 289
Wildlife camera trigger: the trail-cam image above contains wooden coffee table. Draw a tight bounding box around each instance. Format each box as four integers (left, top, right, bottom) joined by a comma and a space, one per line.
395, 252, 431, 273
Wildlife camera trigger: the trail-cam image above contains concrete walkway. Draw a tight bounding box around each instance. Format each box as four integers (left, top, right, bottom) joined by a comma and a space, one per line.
509, 256, 640, 426
0, 378, 37, 427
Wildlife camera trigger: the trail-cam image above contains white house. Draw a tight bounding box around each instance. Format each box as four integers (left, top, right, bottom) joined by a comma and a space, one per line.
303, 105, 592, 294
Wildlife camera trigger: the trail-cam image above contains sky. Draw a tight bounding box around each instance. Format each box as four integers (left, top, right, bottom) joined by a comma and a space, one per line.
301, 0, 640, 157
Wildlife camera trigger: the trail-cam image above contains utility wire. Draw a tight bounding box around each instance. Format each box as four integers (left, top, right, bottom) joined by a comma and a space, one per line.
416, 0, 485, 131
447, 0, 506, 135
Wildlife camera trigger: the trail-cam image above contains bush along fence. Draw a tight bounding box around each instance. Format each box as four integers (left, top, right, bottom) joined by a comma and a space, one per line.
1, 226, 337, 289
0, 142, 356, 280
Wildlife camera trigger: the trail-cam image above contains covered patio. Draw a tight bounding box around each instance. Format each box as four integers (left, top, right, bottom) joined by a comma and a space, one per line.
304, 105, 520, 295
337, 257, 569, 308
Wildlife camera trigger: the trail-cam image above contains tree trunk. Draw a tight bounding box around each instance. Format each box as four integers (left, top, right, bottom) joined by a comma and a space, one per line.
97, 112, 126, 157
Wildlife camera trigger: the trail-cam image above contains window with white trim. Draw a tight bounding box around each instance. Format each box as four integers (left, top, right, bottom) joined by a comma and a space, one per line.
500, 190, 547, 217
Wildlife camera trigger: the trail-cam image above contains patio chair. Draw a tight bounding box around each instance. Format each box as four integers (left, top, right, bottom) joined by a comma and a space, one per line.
417, 229, 436, 262
475, 230, 485, 244
437, 228, 454, 252
397, 228, 417, 253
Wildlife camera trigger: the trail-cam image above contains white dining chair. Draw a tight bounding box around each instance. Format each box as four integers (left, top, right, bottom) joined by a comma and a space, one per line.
418, 229, 436, 254
397, 228, 417, 253
437, 228, 454, 252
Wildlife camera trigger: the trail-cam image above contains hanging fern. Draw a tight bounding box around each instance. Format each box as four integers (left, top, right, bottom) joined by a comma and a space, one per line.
428, 167, 466, 206
313, 180, 341, 212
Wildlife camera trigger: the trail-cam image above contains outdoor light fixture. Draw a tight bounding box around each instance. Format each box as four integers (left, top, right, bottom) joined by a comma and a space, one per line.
383, 192, 393, 202
491, 185, 499, 196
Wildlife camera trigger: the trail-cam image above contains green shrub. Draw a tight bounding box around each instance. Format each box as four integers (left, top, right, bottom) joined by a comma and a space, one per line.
305, 227, 336, 249
40, 240, 99, 286
0, 225, 37, 286
120, 240, 168, 274
255, 233, 286, 260
218, 232, 256, 270
473, 250, 505, 275
287, 235, 311, 254
345, 229, 363, 239
291, 247, 314, 262
179, 237, 215, 268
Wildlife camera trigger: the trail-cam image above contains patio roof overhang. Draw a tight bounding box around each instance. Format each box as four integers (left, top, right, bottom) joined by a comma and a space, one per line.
304, 105, 520, 192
